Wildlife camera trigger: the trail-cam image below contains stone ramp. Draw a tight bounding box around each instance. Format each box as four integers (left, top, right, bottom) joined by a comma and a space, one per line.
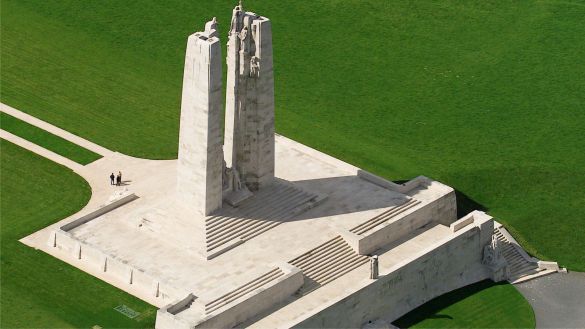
205, 181, 324, 258
289, 236, 369, 294
494, 225, 561, 284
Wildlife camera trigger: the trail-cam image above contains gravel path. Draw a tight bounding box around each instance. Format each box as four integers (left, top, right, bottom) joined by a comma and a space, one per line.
515, 271, 585, 328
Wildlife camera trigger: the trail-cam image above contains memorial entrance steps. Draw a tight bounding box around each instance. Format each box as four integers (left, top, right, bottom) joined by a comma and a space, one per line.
494, 226, 560, 284
204, 268, 285, 314
205, 181, 321, 256
289, 236, 369, 294
350, 198, 421, 235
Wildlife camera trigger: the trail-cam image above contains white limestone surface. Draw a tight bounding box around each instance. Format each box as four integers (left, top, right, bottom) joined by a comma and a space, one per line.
22, 133, 453, 308
177, 19, 224, 216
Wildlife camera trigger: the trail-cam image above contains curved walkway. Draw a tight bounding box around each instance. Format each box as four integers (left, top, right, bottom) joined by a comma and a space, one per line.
515, 271, 585, 328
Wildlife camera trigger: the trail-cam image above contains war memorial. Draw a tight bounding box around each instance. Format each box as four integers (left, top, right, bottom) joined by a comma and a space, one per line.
17, 3, 563, 328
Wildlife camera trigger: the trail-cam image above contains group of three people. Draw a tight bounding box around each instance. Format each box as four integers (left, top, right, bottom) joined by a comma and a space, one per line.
109, 171, 123, 186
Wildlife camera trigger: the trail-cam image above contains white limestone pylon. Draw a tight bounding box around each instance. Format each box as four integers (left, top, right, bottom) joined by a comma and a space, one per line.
224, 3, 275, 192
177, 18, 224, 216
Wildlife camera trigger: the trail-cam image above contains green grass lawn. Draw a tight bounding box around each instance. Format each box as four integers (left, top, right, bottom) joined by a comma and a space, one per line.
394, 280, 535, 328
0, 140, 156, 328
1, 112, 101, 165
0, 0, 583, 276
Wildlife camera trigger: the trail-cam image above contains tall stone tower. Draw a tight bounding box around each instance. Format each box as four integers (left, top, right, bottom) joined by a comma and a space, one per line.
177, 19, 224, 216
224, 3, 275, 192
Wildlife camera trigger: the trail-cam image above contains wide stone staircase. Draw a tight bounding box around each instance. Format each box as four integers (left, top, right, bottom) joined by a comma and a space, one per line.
494, 225, 560, 284
205, 182, 322, 257
289, 236, 369, 294
204, 268, 284, 314
350, 198, 421, 235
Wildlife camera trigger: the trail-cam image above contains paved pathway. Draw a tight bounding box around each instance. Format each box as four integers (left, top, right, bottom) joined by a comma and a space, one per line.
515, 271, 585, 328
0, 129, 84, 172
0, 102, 114, 156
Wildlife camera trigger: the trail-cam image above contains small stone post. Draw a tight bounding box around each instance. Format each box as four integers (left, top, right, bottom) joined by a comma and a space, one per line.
370, 255, 379, 279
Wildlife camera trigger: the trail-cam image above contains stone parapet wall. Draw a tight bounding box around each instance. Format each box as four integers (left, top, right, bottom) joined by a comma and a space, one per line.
291, 213, 494, 328
341, 186, 456, 256
156, 263, 303, 329
60, 193, 138, 232
50, 230, 184, 304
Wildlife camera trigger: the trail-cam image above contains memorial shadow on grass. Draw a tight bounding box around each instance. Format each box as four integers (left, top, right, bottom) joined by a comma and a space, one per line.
393, 280, 535, 328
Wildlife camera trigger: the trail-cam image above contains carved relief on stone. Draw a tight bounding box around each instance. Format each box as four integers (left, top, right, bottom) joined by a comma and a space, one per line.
250, 56, 260, 78
482, 234, 501, 266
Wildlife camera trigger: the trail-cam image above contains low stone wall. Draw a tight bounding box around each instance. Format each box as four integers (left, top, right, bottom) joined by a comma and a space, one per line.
450, 212, 475, 232
156, 263, 304, 329
341, 191, 457, 255
292, 213, 494, 328
60, 193, 138, 231
357, 171, 431, 194
50, 230, 184, 303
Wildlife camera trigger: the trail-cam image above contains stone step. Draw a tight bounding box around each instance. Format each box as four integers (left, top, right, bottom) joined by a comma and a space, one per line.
300, 244, 351, 273
319, 258, 369, 286
313, 255, 369, 284
289, 236, 343, 265
494, 230, 538, 278
306, 250, 359, 280
206, 190, 310, 243
364, 200, 421, 232
231, 197, 308, 242
506, 253, 525, 263
205, 268, 280, 308
205, 185, 282, 223
511, 262, 538, 273
206, 271, 283, 314
289, 237, 368, 288
292, 239, 346, 268
240, 221, 281, 241
303, 247, 355, 277
205, 268, 283, 314
350, 200, 415, 234
206, 188, 304, 242
291, 240, 346, 269
510, 269, 557, 284
510, 268, 541, 281
206, 192, 314, 250
206, 185, 296, 231
351, 199, 421, 235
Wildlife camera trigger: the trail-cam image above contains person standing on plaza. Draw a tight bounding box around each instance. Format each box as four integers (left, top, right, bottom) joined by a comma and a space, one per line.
110, 172, 115, 185
116, 171, 122, 186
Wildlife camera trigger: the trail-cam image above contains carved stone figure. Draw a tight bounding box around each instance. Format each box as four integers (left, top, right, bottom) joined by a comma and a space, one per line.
482, 235, 501, 266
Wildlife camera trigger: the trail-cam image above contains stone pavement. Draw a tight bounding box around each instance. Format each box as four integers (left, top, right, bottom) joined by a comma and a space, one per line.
0, 129, 84, 172
515, 271, 585, 328
1, 102, 114, 157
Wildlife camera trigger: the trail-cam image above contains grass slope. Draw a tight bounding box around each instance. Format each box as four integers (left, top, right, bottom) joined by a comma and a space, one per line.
1, 0, 583, 270
394, 280, 535, 328
0, 140, 156, 328
1, 112, 101, 165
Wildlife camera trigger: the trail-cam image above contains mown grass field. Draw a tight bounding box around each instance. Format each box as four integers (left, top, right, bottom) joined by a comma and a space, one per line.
0, 140, 156, 328
394, 280, 535, 328
0, 0, 583, 299
1, 112, 101, 164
